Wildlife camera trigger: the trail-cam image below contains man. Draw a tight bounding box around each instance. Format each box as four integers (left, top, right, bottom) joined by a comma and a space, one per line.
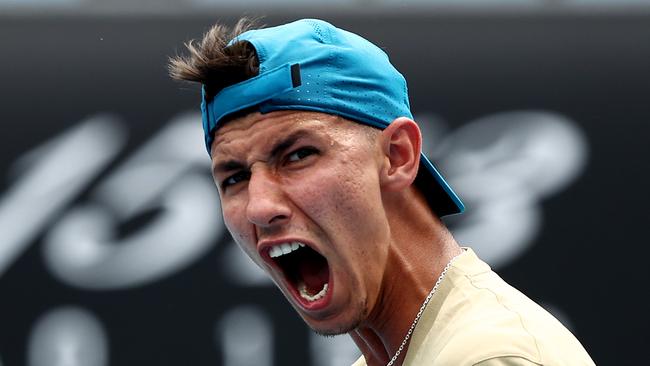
169, 18, 595, 366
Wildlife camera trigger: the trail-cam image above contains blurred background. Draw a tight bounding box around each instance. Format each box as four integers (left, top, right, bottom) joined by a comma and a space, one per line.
1, 1, 649, 365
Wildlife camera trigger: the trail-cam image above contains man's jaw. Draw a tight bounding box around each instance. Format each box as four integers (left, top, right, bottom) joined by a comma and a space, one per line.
258, 238, 333, 312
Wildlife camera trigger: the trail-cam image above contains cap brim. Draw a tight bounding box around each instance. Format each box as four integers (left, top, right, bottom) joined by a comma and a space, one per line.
415, 153, 464, 217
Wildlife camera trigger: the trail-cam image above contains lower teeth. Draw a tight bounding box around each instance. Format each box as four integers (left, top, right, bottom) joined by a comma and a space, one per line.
299, 282, 328, 302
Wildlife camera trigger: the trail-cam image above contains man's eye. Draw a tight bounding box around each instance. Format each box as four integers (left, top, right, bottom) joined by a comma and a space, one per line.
287, 147, 317, 162
222, 171, 250, 189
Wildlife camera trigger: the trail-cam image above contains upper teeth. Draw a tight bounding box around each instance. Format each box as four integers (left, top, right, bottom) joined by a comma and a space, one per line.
269, 242, 306, 258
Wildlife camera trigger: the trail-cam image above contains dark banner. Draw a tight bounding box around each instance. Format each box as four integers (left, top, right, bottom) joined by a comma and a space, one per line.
1, 13, 648, 366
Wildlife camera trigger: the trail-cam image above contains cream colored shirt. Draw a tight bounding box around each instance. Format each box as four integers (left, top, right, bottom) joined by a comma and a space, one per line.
352, 248, 595, 366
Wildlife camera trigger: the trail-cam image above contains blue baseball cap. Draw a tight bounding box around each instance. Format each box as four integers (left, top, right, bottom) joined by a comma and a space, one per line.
201, 18, 464, 217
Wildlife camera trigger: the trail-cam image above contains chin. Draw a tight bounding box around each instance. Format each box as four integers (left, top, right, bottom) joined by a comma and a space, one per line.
307, 318, 362, 337
299, 298, 367, 337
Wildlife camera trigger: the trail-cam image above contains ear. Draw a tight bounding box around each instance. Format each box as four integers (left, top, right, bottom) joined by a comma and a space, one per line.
379, 117, 422, 192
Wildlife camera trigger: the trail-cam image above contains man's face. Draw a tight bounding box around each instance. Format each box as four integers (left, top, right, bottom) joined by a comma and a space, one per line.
211, 111, 392, 335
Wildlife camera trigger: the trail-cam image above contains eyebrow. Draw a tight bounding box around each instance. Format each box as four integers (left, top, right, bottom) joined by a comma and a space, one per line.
212, 129, 312, 175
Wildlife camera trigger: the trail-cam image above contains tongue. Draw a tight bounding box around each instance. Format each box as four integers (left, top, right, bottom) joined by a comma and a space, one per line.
298, 251, 329, 294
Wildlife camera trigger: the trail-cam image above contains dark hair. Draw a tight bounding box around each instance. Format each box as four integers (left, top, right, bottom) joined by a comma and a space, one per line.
168, 18, 260, 100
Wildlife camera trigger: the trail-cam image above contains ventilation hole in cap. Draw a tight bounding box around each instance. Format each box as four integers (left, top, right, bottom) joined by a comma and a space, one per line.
308, 21, 326, 42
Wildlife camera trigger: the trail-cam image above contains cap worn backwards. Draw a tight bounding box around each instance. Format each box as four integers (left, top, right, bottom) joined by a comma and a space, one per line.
201, 18, 464, 217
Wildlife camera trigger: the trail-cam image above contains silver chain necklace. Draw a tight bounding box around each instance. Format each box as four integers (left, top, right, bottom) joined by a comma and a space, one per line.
385, 253, 462, 366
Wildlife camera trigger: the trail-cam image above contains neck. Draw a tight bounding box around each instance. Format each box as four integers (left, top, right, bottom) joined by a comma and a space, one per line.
349, 187, 462, 366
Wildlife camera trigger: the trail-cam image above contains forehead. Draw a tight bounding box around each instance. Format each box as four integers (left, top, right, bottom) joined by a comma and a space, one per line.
210, 111, 355, 157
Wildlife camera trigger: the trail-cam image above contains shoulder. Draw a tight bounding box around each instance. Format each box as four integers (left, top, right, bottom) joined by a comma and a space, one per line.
429, 320, 544, 365
419, 293, 595, 365
411, 254, 595, 365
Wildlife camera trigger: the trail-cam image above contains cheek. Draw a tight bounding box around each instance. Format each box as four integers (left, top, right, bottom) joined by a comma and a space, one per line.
223, 205, 267, 270
295, 158, 385, 241
222, 201, 254, 248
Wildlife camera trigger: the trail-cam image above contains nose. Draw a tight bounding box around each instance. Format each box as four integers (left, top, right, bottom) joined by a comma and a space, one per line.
245, 167, 291, 227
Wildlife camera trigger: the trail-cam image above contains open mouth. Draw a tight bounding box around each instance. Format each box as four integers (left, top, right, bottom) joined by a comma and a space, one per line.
268, 242, 331, 307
